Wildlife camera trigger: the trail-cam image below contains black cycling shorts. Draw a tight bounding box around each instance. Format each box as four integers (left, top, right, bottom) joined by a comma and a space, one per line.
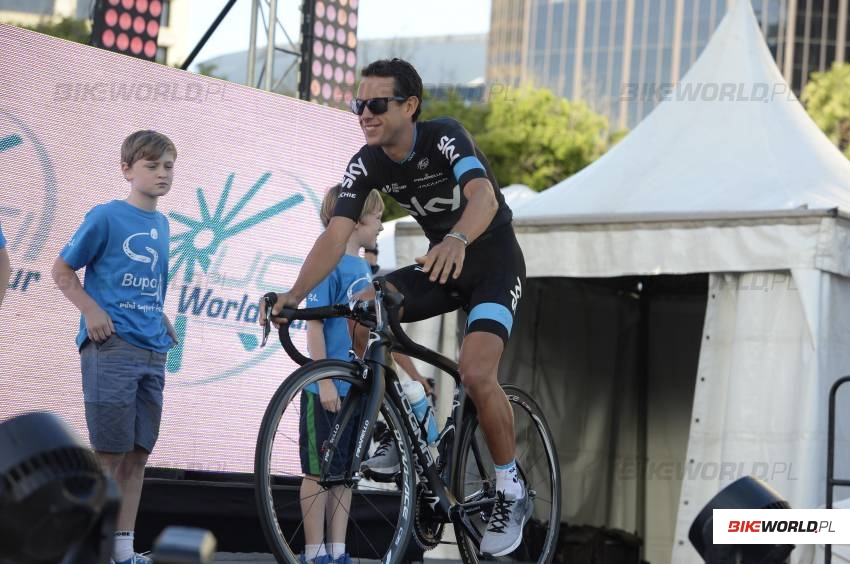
385, 223, 526, 344
299, 390, 357, 476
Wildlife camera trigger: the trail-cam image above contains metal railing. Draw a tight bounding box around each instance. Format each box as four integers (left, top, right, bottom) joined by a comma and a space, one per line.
825, 375, 850, 564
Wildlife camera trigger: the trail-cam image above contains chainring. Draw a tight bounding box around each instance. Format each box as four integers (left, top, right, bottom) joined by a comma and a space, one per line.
413, 483, 445, 550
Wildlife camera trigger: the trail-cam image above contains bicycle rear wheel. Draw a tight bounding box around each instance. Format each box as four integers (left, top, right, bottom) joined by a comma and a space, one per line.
452, 385, 561, 563
255, 359, 416, 564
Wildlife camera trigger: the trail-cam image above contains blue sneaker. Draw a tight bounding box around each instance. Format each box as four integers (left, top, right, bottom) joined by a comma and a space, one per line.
114, 554, 152, 564
332, 553, 354, 564
300, 553, 331, 564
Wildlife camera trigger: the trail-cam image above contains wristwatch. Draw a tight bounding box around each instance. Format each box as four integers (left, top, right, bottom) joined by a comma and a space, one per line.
444, 231, 468, 246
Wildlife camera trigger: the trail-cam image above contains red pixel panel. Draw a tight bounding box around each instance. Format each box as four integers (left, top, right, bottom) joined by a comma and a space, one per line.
302, 0, 359, 107
91, 0, 162, 61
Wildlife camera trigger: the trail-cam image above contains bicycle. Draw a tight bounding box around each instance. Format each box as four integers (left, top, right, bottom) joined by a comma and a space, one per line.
254, 279, 561, 564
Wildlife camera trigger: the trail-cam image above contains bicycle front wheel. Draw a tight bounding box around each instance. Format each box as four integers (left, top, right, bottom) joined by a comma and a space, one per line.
254, 359, 416, 564
452, 384, 561, 563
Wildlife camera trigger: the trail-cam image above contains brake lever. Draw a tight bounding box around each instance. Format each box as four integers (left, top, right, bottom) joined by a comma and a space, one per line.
260, 292, 277, 348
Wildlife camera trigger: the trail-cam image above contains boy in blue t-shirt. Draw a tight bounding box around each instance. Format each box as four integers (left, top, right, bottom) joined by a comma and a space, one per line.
0, 222, 9, 309
52, 130, 179, 564
298, 185, 383, 564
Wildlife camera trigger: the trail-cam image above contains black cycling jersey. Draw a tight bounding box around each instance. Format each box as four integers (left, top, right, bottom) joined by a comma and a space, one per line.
333, 117, 513, 245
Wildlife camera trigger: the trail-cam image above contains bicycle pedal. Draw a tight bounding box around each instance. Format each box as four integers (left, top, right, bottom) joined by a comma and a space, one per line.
362, 468, 399, 483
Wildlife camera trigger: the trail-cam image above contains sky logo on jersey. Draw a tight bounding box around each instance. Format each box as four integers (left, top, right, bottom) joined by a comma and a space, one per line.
437, 135, 460, 165
341, 157, 367, 189
165, 171, 314, 384
510, 276, 522, 312
400, 183, 461, 217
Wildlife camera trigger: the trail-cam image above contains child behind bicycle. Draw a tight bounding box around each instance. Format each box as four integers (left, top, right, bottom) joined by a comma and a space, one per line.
297, 185, 383, 564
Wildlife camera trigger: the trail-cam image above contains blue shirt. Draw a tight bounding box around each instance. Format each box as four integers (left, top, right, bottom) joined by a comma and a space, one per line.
305, 254, 372, 395
0, 222, 6, 248
60, 200, 172, 352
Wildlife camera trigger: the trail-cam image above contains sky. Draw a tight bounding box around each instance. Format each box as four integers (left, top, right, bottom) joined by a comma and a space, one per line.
188, 0, 492, 64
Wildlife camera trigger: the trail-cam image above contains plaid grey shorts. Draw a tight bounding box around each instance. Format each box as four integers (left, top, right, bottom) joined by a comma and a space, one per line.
80, 334, 166, 453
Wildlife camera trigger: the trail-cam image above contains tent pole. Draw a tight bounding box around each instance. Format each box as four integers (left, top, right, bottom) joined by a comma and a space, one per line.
636, 281, 649, 558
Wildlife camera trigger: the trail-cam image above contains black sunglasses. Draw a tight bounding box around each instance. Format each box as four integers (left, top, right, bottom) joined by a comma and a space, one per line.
350, 96, 408, 116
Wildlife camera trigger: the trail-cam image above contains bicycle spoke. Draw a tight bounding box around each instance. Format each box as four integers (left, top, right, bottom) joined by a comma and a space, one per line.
255, 361, 416, 564
452, 386, 561, 563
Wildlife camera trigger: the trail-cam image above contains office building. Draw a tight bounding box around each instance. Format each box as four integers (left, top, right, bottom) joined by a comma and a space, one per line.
488, 0, 850, 128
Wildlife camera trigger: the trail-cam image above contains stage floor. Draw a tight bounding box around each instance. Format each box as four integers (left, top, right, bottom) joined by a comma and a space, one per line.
213, 556, 462, 563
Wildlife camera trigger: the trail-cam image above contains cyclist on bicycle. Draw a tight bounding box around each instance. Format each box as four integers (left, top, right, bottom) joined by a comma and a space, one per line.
264, 58, 529, 557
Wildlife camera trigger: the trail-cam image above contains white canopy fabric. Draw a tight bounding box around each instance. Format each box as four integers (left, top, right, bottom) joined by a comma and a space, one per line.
396, 2, 850, 563
513, 0, 850, 220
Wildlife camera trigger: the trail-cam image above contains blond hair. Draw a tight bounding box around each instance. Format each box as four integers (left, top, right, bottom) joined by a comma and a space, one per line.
321, 185, 385, 228
121, 130, 176, 167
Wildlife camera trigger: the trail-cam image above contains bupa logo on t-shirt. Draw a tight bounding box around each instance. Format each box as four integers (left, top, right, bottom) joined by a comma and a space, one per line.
121, 228, 163, 301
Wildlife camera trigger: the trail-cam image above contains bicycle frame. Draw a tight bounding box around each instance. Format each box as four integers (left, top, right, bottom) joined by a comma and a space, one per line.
269, 279, 491, 545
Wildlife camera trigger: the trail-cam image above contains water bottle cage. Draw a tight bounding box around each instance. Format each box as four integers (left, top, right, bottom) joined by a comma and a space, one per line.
436, 419, 455, 476
422, 405, 435, 444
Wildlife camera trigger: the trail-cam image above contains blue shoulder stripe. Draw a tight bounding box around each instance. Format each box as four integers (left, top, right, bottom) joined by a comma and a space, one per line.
453, 155, 484, 182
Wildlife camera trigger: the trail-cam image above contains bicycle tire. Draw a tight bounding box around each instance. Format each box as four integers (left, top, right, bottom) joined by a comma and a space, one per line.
452, 384, 561, 563
254, 359, 417, 564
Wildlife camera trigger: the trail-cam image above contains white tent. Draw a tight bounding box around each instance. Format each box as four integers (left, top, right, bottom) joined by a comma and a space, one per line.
397, 2, 850, 563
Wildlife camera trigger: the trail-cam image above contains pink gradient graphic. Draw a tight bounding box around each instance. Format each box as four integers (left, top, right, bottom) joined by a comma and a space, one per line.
0, 24, 365, 474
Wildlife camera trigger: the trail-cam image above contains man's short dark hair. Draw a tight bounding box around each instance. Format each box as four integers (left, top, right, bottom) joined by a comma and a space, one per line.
361, 58, 423, 122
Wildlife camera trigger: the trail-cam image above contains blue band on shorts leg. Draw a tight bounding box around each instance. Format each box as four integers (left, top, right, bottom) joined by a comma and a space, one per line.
467, 302, 514, 336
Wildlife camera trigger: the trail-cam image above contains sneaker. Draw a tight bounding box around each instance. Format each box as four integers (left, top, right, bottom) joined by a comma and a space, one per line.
331, 554, 354, 564
479, 488, 534, 557
299, 553, 331, 564
361, 427, 399, 475
114, 554, 152, 564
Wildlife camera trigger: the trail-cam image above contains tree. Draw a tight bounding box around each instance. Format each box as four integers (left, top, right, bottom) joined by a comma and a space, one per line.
420, 90, 490, 136
14, 16, 90, 44
476, 86, 611, 191
195, 62, 231, 81
802, 62, 850, 158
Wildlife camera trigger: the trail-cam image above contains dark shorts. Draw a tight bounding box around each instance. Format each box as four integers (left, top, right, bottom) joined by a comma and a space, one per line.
299, 390, 358, 476
385, 223, 526, 343
80, 334, 166, 454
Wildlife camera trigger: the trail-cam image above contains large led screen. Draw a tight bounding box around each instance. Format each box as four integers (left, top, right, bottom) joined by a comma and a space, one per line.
0, 24, 364, 474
